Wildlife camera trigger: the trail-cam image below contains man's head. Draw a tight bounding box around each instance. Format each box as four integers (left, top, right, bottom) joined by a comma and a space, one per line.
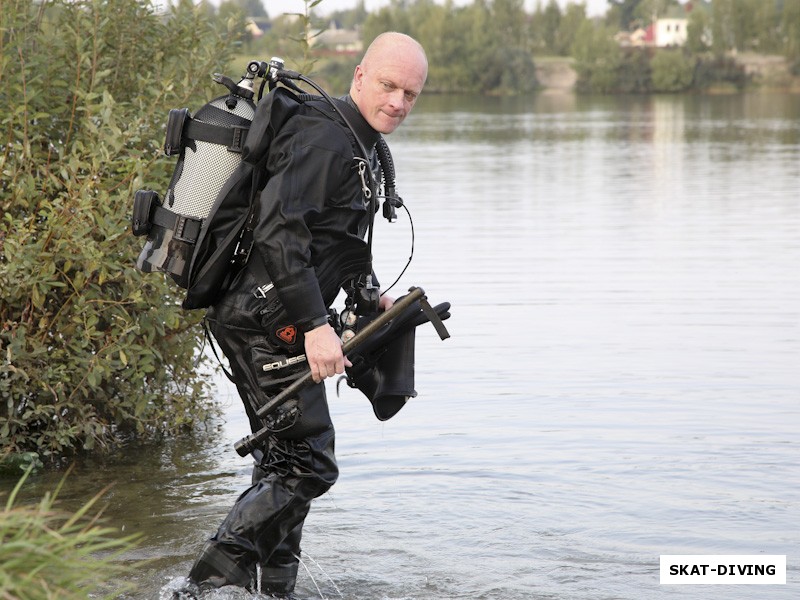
350, 32, 428, 135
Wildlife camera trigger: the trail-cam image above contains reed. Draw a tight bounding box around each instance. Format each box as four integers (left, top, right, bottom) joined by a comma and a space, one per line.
0, 467, 140, 599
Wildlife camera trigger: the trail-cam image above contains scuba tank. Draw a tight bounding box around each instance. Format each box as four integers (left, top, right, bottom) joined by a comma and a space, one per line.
131, 58, 410, 310
132, 64, 260, 288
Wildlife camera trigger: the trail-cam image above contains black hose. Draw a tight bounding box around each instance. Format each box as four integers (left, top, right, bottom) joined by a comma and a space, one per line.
376, 137, 396, 196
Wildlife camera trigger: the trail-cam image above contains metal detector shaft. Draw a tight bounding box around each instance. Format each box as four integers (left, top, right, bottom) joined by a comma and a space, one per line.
234, 286, 425, 457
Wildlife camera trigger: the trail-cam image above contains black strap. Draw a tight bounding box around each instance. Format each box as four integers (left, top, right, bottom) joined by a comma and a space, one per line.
331, 98, 379, 159
306, 98, 372, 167
185, 118, 249, 153
419, 297, 451, 340
230, 155, 267, 270
202, 317, 236, 383
150, 204, 202, 243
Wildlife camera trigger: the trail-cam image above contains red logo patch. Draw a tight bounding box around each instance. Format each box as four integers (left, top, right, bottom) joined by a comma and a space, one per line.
276, 325, 297, 344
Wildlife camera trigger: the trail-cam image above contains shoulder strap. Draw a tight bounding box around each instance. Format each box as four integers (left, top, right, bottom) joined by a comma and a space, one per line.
331, 98, 371, 159
233, 90, 317, 265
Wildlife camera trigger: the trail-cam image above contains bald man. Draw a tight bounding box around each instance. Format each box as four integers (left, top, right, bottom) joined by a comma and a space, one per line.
350, 32, 428, 134
175, 33, 428, 599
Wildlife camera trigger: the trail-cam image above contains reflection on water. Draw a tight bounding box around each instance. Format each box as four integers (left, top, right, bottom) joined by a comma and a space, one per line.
4, 92, 799, 599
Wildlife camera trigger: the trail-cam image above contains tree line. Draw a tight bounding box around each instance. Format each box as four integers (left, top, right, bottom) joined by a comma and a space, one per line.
231, 0, 800, 94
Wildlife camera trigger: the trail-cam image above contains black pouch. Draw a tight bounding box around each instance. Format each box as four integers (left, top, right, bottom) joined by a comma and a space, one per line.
347, 328, 417, 421
131, 190, 160, 236
164, 107, 190, 156
341, 298, 451, 420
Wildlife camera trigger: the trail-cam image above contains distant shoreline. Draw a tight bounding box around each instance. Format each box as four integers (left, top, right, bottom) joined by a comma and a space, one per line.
534, 54, 800, 93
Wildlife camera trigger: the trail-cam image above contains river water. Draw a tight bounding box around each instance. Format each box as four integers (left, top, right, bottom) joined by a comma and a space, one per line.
10, 92, 800, 599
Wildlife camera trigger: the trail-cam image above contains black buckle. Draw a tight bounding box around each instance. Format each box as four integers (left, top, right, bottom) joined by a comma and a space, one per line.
172, 215, 194, 243
229, 125, 246, 153
172, 215, 203, 244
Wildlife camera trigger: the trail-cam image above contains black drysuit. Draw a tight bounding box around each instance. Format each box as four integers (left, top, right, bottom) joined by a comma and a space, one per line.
187, 94, 381, 594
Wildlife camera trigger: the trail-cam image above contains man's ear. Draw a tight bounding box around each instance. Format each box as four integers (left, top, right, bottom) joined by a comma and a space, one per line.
353, 65, 365, 91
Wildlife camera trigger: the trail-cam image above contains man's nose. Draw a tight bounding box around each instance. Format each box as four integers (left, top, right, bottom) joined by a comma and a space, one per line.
387, 88, 406, 110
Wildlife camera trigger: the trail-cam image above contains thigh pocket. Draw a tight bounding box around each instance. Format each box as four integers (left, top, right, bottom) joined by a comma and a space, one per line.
250, 345, 332, 440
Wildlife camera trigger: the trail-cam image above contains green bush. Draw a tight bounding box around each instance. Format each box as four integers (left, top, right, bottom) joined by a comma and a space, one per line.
651, 50, 696, 92
692, 54, 750, 90
617, 48, 653, 94
1, 0, 239, 459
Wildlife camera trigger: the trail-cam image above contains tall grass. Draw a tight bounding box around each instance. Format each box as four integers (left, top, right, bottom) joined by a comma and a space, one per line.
0, 467, 140, 599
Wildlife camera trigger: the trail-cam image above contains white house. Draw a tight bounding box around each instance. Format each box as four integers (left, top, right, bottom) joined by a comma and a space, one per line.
617, 5, 695, 49
655, 16, 688, 47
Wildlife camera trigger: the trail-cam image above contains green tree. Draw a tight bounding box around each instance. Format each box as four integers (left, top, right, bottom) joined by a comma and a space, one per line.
692, 54, 748, 90
425, 1, 495, 92
556, 3, 589, 56
686, 4, 712, 53
751, 0, 780, 53
608, 0, 643, 30
1, 0, 240, 460
608, 0, 684, 30
261, 15, 307, 58
493, 0, 527, 50
632, 0, 679, 25
478, 0, 538, 93
241, 0, 268, 18
531, 0, 562, 54
285, 0, 328, 74
728, 0, 759, 52
214, 0, 268, 20
711, 0, 734, 55
710, 0, 765, 54
572, 19, 622, 93
363, 0, 413, 48
364, 0, 535, 95
406, 1, 458, 91
218, 0, 245, 22
330, 1, 369, 29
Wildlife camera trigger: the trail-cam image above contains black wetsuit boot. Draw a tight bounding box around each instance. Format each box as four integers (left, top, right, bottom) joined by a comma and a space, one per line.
256, 519, 302, 595
186, 430, 337, 592
253, 453, 302, 596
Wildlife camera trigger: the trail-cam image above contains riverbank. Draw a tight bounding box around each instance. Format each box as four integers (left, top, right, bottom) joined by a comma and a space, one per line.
534, 56, 578, 93
534, 53, 800, 93
735, 51, 800, 91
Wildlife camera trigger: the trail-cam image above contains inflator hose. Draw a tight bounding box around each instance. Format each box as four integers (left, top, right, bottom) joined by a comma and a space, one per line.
376, 138, 396, 193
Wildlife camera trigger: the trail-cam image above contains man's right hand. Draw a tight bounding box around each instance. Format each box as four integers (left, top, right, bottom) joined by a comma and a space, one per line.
303, 323, 353, 383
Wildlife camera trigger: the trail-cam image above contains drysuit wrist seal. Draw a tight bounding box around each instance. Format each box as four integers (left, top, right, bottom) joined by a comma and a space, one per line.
301, 314, 330, 332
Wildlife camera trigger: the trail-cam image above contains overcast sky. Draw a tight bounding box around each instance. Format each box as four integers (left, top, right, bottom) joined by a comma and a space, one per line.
261, 0, 610, 18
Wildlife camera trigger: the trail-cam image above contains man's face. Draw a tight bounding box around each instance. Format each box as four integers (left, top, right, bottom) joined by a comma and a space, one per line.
353, 60, 426, 134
